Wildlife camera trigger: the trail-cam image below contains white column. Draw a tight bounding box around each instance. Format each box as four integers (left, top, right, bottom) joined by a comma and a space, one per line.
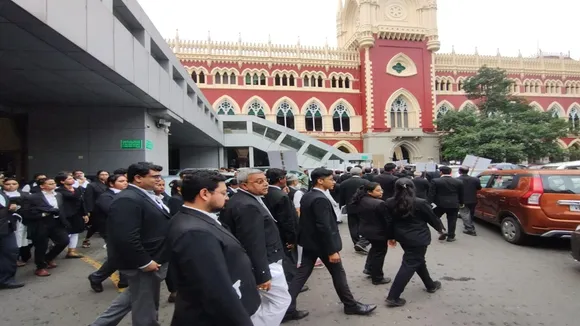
249, 146, 255, 167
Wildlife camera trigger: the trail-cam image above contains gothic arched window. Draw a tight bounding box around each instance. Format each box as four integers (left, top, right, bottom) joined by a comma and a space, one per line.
247, 100, 266, 119
305, 102, 323, 131
436, 105, 449, 120
390, 96, 409, 128
217, 100, 235, 115
550, 105, 562, 118
332, 104, 350, 132
569, 107, 580, 130
276, 101, 295, 129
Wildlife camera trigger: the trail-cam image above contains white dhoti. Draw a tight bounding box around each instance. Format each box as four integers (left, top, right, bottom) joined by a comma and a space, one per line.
250, 261, 291, 326
14, 220, 29, 248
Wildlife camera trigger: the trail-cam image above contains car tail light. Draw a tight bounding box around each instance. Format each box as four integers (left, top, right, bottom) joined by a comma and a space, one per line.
520, 176, 543, 206
576, 225, 580, 232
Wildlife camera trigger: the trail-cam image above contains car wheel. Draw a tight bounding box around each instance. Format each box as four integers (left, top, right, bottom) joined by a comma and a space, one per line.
501, 216, 525, 245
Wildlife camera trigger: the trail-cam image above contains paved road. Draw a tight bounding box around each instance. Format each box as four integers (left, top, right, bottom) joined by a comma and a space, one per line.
3, 220, 579, 326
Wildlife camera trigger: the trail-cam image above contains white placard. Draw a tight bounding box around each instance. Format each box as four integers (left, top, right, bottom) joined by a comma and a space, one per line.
267, 150, 299, 171
415, 162, 437, 172
394, 159, 408, 167
461, 154, 492, 175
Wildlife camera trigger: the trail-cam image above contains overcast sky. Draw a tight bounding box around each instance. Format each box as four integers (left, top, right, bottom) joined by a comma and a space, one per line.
137, 0, 578, 58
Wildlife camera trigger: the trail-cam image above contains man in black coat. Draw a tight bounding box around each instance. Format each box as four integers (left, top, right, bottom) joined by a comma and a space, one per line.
264, 168, 301, 286
429, 165, 464, 242
0, 190, 24, 289
412, 172, 431, 200
374, 163, 399, 200
284, 168, 377, 322
457, 166, 482, 236
338, 167, 370, 253
165, 170, 260, 326
91, 162, 170, 326
220, 168, 290, 326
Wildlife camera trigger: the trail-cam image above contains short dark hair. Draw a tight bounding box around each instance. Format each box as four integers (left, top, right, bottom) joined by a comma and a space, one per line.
113, 168, 127, 175
181, 170, 226, 202
459, 166, 470, 175
37, 178, 54, 186
179, 168, 197, 179
227, 178, 238, 186
439, 165, 452, 175
265, 168, 287, 184
310, 168, 333, 184
127, 162, 162, 182
384, 163, 397, 172
54, 171, 71, 185
364, 167, 372, 173
346, 166, 352, 172
96, 170, 108, 177
33, 173, 46, 180
107, 174, 125, 188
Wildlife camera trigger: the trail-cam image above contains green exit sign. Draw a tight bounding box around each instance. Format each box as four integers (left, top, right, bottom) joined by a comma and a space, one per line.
361, 155, 369, 160
120, 139, 143, 149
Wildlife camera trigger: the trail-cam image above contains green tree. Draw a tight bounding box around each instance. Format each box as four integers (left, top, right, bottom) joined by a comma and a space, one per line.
436, 66, 570, 163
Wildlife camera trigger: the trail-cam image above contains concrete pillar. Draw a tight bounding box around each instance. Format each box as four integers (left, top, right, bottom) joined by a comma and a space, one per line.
249, 146, 255, 167
27, 107, 169, 178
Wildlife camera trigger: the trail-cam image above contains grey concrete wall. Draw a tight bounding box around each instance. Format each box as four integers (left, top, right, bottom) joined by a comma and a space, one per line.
179, 146, 222, 169
27, 107, 168, 178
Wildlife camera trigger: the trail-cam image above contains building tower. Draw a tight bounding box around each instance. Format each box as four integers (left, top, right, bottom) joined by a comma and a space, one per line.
337, 0, 441, 164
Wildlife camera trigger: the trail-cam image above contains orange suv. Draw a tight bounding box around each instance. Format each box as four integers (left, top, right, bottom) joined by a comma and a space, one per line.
475, 169, 580, 244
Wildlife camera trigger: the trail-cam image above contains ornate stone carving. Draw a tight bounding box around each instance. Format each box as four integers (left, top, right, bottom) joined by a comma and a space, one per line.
386, 4, 406, 20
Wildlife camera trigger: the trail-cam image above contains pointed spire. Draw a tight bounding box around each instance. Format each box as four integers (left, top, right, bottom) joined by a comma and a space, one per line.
474, 46, 478, 55
496, 48, 500, 56
238, 32, 242, 43
297, 36, 301, 46
518, 49, 522, 57
337, 0, 343, 11
175, 29, 180, 40
451, 45, 455, 54
207, 30, 211, 41
268, 34, 272, 44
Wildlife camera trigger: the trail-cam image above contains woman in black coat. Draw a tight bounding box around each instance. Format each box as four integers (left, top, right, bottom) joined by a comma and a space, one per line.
55, 172, 88, 259
384, 178, 446, 307
350, 182, 391, 285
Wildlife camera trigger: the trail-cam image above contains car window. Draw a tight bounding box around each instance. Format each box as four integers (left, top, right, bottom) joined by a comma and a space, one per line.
478, 175, 492, 188
490, 175, 515, 189
541, 175, 580, 194
565, 165, 580, 170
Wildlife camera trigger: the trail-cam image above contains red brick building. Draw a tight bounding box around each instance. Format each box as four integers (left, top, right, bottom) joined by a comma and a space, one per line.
169, 0, 580, 165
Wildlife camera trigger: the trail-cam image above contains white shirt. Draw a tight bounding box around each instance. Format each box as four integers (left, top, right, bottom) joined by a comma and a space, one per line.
109, 188, 121, 194
22, 183, 35, 193
0, 194, 6, 208
291, 187, 304, 209
73, 179, 90, 189
42, 191, 59, 219
4, 191, 20, 198
182, 205, 221, 225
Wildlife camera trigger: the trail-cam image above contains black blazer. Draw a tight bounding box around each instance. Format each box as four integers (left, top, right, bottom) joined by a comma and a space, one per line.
84, 181, 108, 214
338, 173, 352, 183
168, 194, 184, 216
264, 186, 297, 244
339, 176, 369, 210
429, 176, 465, 209
412, 177, 431, 200
55, 187, 87, 234
92, 190, 117, 236
385, 197, 444, 247
352, 195, 389, 241
0, 192, 17, 236
374, 173, 399, 200
166, 207, 260, 326
107, 185, 172, 270
220, 190, 284, 285
457, 175, 482, 205
298, 189, 342, 256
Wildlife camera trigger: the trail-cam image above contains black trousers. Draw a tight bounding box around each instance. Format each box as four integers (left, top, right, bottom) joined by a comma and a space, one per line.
282, 247, 298, 283
0, 232, 19, 285
287, 248, 357, 312
387, 245, 435, 300
434, 207, 459, 238
347, 214, 369, 247
32, 218, 69, 270
19, 244, 32, 262
364, 239, 388, 281
89, 237, 127, 285
165, 264, 177, 293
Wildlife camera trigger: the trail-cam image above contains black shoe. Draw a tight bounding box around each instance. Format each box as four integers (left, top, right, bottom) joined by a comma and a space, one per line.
344, 302, 377, 315
354, 244, 368, 255
372, 277, 392, 285
446, 237, 456, 242
427, 281, 442, 293
438, 233, 448, 241
0, 282, 25, 290
300, 285, 309, 293
168, 292, 177, 303
363, 269, 371, 276
88, 276, 103, 293
282, 310, 309, 322
117, 282, 129, 289
386, 298, 406, 307
463, 230, 477, 236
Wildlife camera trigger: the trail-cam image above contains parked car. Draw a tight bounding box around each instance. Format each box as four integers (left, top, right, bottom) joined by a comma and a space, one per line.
540, 161, 580, 170
572, 225, 580, 261
475, 169, 580, 244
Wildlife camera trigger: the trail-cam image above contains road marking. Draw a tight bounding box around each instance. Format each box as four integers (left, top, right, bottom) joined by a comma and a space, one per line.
81, 255, 126, 292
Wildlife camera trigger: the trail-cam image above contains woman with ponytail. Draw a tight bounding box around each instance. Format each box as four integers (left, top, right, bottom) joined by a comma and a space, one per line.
385, 178, 446, 308
349, 182, 391, 285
